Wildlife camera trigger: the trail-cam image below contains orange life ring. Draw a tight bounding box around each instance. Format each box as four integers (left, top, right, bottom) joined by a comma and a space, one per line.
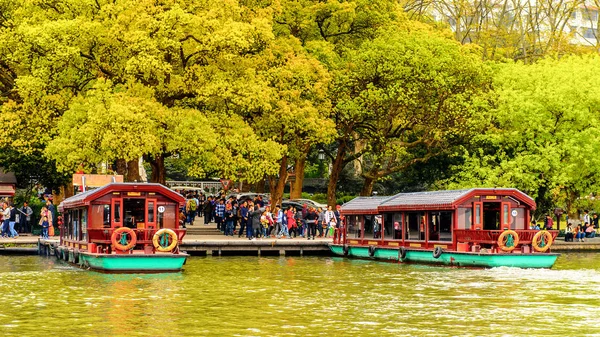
111, 227, 137, 251
497, 230, 519, 252
532, 230, 553, 252
153, 229, 178, 252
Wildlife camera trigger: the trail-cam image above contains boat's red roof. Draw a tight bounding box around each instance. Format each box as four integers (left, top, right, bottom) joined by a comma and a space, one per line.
59, 183, 184, 211
341, 188, 536, 214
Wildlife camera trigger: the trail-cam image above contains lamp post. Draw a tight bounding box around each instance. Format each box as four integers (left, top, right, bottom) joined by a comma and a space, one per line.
318, 149, 325, 161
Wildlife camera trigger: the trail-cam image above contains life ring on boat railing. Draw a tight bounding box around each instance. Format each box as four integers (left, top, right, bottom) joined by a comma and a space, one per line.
532, 230, 553, 252
153, 229, 179, 252
497, 230, 519, 252
111, 227, 137, 251
368, 245, 376, 257
398, 247, 407, 260
432, 246, 443, 259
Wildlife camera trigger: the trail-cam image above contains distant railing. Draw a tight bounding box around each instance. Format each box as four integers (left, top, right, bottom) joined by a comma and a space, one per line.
166, 181, 223, 193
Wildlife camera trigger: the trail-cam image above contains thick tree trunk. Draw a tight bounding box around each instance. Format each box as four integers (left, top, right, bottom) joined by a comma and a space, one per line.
269, 155, 288, 207
290, 155, 307, 199
126, 159, 140, 182
360, 175, 376, 196
116, 159, 127, 176
326, 140, 348, 207
148, 154, 166, 185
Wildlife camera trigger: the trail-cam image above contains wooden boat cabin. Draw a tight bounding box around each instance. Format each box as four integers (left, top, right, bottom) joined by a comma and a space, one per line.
338, 188, 553, 253
58, 183, 186, 254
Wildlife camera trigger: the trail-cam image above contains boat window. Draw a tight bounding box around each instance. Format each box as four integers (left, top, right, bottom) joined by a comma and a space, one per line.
383, 214, 394, 239
373, 215, 382, 239
62, 212, 69, 238
73, 209, 79, 240
428, 211, 452, 242
393, 213, 402, 240
124, 199, 145, 229
475, 204, 481, 226
103, 204, 110, 228
503, 204, 509, 229
114, 201, 121, 223
67, 210, 73, 239
148, 201, 155, 223
347, 216, 361, 238
364, 215, 374, 239
457, 208, 472, 230
89, 205, 109, 229
406, 212, 424, 241
81, 208, 87, 241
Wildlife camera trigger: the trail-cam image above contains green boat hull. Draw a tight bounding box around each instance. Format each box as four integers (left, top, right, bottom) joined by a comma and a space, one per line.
79, 252, 188, 272
330, 244, 559, 269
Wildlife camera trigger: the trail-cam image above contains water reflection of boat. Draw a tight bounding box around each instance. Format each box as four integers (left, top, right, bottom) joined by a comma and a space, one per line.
330, 188, 559, 269
57, 183, 188, 273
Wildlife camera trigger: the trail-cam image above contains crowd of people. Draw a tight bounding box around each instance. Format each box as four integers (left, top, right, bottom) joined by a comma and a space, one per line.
0, 197, 56, 239
177, 191, 342, 240
563, 210, 599, 242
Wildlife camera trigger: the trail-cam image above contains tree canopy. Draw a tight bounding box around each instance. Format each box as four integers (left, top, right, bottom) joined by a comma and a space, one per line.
1, 0, 600, 214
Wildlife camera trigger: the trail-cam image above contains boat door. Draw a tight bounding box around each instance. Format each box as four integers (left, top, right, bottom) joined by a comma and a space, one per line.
483, 201, 500, 230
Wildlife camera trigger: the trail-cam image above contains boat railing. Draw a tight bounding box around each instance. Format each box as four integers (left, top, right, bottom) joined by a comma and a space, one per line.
455, 229, 559, 246
87, 227, 187, 245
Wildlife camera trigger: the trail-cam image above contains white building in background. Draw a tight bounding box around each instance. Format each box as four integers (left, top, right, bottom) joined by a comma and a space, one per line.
568, 4, 599, 46
426, 0, 600, 47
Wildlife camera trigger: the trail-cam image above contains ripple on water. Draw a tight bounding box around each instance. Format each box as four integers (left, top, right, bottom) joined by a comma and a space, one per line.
0, 254, 598, 336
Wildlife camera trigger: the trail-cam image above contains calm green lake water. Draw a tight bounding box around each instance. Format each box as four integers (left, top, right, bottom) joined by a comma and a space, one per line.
0, 253, 599, 337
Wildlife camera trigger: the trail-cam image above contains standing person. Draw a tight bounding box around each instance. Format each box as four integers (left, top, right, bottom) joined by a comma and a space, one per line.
316, 207, 325, 238
272, 206, 282, 238
287, 207, 297, 238
305, 207, 318, 240
191, 193, 200, 224
231, 201, 239, 235
7, 203, 18, 238
295, 207, 303, 237
256, 195, 265, 208
198, 193, 206, 218
185, 196, 197, 226
246, 201, 255, 239
46, 199, 56, 233
325, 206, 336, 238
1, 202, 10, 238
215, 199, 225, 232
239, 201, 249, 238
18, 201, 33, 234
41, 215, 50, 239
44, 206, 55, 237
544, 215, 554, 230
583, 210, 590, 228
224, 203, 235, 236
301, 204, 308, 238
203, 197, 213, 225
277, 207, 290, 239
251, 205, 262, 240
263, 205, 274, 238
593, 213, 599, 234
